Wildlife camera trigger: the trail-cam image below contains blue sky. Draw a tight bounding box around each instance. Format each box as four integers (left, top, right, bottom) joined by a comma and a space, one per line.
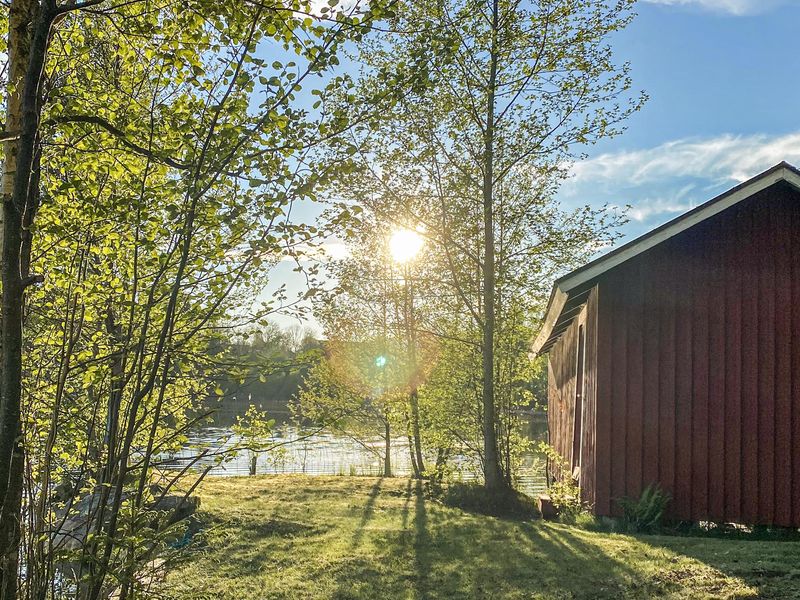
268, 0, 800, 331
561, 0, 800, 235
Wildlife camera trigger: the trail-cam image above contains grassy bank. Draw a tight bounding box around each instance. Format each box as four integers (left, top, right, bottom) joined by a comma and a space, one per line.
163, 475, 800, 599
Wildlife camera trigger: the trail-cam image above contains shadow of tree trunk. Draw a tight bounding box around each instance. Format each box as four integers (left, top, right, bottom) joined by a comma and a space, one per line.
414, 480, 431, 598
350, 478, 383, 549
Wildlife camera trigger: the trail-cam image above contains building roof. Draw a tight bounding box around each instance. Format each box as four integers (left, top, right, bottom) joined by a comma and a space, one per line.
532, 161, 800, 355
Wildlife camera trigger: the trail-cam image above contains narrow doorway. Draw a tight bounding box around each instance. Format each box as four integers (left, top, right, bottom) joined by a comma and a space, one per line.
572, 324, 586, 475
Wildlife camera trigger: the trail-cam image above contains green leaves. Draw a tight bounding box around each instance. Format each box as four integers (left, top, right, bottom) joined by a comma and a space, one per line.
15, 0, 398, 591
232, 405, 276, 450
307, 0, 643, 486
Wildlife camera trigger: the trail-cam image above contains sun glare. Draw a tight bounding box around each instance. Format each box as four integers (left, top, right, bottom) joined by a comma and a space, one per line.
388, 228, 425, 264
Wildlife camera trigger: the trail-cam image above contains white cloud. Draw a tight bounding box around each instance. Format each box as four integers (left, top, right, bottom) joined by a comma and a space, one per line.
642, 0, 790, 16
569, 131, 800, 189
561, 131, 800, 227
624, 185, 697, 222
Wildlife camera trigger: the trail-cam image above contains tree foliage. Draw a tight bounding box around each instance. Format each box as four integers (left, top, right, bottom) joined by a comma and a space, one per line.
316, 0, 641, 489
296, 219, 434, 477
1, 0, 398, 597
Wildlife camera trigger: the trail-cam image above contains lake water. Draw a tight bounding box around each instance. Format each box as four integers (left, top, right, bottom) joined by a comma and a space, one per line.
166, 413, 548, 496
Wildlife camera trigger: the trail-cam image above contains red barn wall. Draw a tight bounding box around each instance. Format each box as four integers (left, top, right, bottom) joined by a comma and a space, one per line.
592, 181, 800, 525
547, 318, 578, 477
547, 287, 599, 507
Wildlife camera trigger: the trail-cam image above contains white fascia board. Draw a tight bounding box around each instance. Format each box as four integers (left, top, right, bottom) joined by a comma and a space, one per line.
531, 285, 567, 355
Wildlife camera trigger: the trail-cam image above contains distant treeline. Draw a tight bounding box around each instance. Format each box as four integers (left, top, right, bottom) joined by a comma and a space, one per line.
203, 324, 320, 426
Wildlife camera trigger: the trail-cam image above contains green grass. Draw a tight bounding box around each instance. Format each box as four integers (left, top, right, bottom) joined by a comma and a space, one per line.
163, 475, 800, 599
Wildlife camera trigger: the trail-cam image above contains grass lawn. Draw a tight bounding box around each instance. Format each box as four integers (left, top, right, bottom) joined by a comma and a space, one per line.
162, 475, 800, 599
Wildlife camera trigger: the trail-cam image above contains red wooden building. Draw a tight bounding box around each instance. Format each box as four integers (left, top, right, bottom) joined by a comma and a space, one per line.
533, 162, 800, 526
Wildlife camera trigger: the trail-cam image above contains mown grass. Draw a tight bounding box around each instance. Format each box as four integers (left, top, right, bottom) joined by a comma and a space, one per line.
162, 475, 800, 599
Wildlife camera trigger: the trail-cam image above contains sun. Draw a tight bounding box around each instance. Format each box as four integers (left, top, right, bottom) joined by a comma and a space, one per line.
388, 228, 425, 264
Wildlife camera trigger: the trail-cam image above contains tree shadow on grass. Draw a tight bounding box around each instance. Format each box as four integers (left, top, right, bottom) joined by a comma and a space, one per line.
400, 479, 412, 530
349, 478, 383, 550
641, 533, 800, 599
413, 480, 431, 598
521, 524, 645, 596
438, 519, 654, 598
383, 497, 697, 599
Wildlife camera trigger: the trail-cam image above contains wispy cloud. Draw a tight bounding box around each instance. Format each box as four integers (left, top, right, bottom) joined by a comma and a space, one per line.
562, 131, 800, 226
625, 185, 697, 222
570, 131, 800, 188
642, 0, 790, 16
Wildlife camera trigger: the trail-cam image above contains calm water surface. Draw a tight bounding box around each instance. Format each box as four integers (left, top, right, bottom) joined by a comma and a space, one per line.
167, 413, 548, 495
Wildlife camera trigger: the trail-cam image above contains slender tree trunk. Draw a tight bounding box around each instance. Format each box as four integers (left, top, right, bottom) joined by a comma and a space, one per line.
408, 390, 424, 474
249, 453, 257, 476
104, 304, 125, 481
407, 430, 419, 478
481, 0, 504, 492
382, 261, 392, 478
383, 420, 391, 477
0, 439, 23, 600
403, 269, 425, 475
1, 2, 52, 596
434, 447, 448, 477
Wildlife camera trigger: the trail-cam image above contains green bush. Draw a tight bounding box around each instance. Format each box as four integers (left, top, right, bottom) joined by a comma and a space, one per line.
617, 484, 670, 533
548, 476, 584, 524
438, 481, 538, 520
537, 442, 587, 523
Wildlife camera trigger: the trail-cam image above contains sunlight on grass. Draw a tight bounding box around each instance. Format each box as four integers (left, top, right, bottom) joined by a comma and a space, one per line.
162, 476, 800, 599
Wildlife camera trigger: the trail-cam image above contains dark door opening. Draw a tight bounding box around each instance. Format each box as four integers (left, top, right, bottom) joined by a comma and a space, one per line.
572, 324, 586, 474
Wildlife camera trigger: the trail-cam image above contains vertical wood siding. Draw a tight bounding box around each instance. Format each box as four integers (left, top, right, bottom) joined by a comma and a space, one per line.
547, 318, 577, 480
547, 287, 599, 506
547, 181, 800, 526
582, 288, 599, 507
589, 182, 800, 525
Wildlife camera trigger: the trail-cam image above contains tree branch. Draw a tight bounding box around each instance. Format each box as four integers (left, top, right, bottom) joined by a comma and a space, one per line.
44, 114, 191, 170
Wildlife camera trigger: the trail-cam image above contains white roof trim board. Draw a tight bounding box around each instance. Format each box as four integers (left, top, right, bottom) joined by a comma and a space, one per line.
532, 162, 800, 355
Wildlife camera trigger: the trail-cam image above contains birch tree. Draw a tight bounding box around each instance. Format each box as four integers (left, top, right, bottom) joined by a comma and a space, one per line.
304, 218, 434, 478
341, 0, 642, 491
